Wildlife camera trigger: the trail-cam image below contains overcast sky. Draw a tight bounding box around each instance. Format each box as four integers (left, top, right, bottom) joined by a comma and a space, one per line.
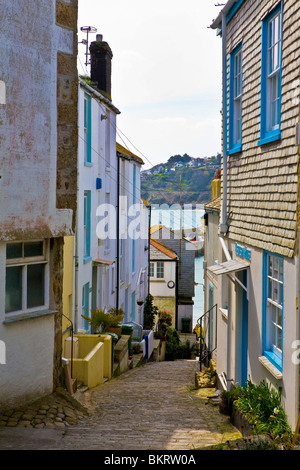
78, 1, 223, 169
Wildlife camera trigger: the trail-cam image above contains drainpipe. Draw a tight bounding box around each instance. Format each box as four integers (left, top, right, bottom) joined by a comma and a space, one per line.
74, 90, 80, 333
116, 153, 120, 311
220, 12, 228, 236
148, 204, 151, 295
211, 0, 238, 390
221, 9, 231, 391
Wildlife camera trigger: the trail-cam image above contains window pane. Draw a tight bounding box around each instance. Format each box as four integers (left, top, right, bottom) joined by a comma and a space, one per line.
24, 241, 43, 257
150, 263, 154, 277
6, 243, 22, 259
5, 266, 22, 312
27, 264, 45, 308
157, 262, 164, 278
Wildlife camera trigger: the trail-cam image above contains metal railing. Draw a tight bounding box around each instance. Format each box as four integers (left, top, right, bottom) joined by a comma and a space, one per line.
197, 304, 217, 371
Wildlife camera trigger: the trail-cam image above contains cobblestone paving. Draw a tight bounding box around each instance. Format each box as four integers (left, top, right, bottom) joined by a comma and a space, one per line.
0, 359, 241, 450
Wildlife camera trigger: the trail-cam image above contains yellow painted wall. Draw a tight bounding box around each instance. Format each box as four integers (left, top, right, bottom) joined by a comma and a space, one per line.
62, 236, 74, 351
64, 334, 112, 387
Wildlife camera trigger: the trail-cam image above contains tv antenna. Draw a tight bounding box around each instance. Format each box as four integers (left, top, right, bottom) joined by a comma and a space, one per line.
79, 26, 97, 67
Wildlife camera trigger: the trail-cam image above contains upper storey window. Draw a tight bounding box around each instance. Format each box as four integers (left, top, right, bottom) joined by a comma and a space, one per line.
84, 93, 92, 164
259, 3, 282, 145
229, 44, 242, 154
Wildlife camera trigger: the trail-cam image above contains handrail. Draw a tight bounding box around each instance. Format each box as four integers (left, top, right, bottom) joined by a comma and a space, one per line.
197, 304, 217, 371
62, 313, 74, 379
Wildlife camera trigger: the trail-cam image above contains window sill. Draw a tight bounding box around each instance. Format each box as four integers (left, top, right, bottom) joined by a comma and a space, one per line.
258, 355, 283, 380
258, 130, 281, 146
83, 256, 92, 264
228, 144, 242, 155
219, 307, 228, 320
84, 161, 93, 167
4, 309, 58, 324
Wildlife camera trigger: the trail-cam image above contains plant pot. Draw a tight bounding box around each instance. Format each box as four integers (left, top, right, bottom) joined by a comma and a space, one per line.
106, 326, 122, 337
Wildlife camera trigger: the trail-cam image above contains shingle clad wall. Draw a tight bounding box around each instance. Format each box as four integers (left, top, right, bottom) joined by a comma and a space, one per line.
223, 0, 300, 258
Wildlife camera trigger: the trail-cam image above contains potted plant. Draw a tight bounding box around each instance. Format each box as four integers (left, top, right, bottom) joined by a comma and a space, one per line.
143, 294, 158, 330
105, 307, 125, 337
81, 307, 124, 337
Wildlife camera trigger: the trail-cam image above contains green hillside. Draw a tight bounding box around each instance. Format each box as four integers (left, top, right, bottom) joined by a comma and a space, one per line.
141, 154, 220, 206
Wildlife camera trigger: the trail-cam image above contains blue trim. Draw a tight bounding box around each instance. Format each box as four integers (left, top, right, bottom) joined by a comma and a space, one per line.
84, 190, 91, 261
131, 291, 136, 322
224, 55, 228, 156
264, 350, 282, 372
226, 0, 246, 24
133, 165, 136, 204
132, 236, 135, 273
84, 93, 92, 163
228, 144, 242, 155
82, 282, 90, 331
229, 43, 243, 154
262, 250, 284, 373
258, 130, 281, 146
259, 2, 282, 146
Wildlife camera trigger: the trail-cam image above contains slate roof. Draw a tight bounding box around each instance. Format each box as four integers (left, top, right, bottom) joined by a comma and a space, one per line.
150, 238, 178, 260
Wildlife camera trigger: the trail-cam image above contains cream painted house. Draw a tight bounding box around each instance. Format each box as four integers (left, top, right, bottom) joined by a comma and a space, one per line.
150, 225, 195, 332
208, 0, 300, 429
149, 238, 178, 328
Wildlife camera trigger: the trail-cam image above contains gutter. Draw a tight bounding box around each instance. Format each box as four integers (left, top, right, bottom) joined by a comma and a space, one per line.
79, 77, 121, 115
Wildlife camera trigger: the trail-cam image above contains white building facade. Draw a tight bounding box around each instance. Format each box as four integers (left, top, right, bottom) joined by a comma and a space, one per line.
208, 0, 300, 428
75, 36, 149, 333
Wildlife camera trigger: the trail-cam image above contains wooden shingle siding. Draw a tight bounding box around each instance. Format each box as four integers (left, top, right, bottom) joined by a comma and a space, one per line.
223, 0, 300, 258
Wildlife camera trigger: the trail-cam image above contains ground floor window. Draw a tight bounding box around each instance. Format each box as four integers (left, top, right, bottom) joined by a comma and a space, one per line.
263, 252, 283, 371
5, 240, 48, 314
149, 261, 164, 279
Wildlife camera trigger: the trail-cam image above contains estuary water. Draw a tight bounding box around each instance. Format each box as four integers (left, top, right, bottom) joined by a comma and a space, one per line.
151, 208, 205, 328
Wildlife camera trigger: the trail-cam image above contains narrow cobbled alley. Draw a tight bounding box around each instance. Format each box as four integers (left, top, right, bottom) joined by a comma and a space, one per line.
0, 359, 241, 450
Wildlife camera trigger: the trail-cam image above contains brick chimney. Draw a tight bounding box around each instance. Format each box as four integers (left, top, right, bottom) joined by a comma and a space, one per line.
90, 34, 113, 99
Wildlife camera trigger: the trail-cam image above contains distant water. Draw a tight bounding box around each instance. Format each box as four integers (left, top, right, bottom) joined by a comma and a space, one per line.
150, 207, 204, 327
151, 207, 204, 231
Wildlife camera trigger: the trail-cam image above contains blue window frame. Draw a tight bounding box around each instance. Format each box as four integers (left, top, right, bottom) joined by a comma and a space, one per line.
82, 282, 90, 331
259, 2, 282, 146
262, 251, 283, 371
83, 191, 91, 263
132, 231, 135, 274
229, 43, 242, 154
133, 165, 136, 204
131, 291, 136, 322
84, 93, 92, 164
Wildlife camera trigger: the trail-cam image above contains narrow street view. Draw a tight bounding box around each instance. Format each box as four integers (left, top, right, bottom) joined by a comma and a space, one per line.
1, 0, 300, 455
0, 359, 241, 450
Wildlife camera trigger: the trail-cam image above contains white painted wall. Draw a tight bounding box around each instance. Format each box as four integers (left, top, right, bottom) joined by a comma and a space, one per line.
77, 82, 149, 331
0, 1, 75, 409
213, 236, 299, 428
